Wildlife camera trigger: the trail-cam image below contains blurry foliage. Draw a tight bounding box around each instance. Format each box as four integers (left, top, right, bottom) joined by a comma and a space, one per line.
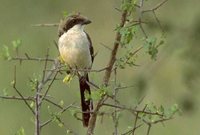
1, 45, 11, 61
0, 39, 22, 60
182, 16, 200, 91
28, 73, 41, 91
121, 0, 137, 12
179, 96, 195, 113
15, 127, 25, 135
139, 103, 180, 123
144, 36, 164, 60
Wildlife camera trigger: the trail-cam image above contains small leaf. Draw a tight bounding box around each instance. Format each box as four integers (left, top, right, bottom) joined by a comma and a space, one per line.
66, 130, 71, 134
59, 100, 64, 106
1, 45, 11, 61
91, 91, 102, 100
62, 11, 68, 18
158, 105, 165, 114
63, 74, 73, 84
58, 55, 65, 64
58, 123, 64, 127
70, 109, 76, 116
30, 101, 34, 108
10, 80, 15, 86
12, 39, 22, 50
15, 127, 25, 135
170, 104, 179, 114
144, 37, 159, 60
3, 88, 8, 96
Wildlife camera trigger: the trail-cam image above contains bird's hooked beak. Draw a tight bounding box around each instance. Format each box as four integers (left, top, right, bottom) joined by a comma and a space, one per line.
83, 18, 92, 25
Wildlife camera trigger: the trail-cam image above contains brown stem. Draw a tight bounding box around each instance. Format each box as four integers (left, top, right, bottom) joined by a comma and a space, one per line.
35, 83, 40, 135
103, 11, 128, 86
87, 7, 129, 135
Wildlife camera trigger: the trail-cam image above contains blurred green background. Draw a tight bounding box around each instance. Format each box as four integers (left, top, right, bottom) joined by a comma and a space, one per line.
0, 0, 200, 135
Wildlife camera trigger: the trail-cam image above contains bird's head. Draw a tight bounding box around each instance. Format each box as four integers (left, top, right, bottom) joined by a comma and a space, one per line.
58, 13, 91, 37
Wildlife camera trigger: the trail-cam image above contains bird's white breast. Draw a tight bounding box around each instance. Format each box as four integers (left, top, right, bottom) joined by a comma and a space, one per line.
58, 25, 92, 69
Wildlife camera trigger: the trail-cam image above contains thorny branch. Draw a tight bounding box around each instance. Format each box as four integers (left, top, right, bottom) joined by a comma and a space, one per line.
87, 0, 170, 134
1, 49, 78, 134
12, 66, 35, 115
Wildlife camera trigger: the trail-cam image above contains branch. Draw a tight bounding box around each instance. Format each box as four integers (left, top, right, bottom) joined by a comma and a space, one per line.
40, 102, 76, 128
0, 95, 34, 101
103, 10, 128, 86
31, 23, 59, 27
12, 66, 35, 115
142, 0, 168, 13
102, 103, 163, 116
11, 53, 54, 62
35, 81, 40, 135
87, 3, 133, 134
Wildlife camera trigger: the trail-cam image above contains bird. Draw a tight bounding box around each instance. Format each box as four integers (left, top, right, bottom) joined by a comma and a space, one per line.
58, 14, 94, 127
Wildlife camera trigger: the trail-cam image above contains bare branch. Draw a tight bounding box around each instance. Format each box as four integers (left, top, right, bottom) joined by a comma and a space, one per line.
40, 102, 76, 128
12, 66, 35, 115
102, 103, 163, 116
31, 23, 59, 27
35, 81, 40, 135
0, 95, 34, 101
11, 55, 54, 62
100, 43, 112, 51
142, 0, 168, 13
103, 10, 128, 86
146, 124, 151, 135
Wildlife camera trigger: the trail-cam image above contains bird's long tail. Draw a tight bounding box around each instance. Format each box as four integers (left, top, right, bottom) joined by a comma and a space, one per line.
79, 74, 93, 127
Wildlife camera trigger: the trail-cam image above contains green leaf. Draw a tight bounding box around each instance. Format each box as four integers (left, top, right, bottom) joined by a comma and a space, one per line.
10, 80, 15, 86
66, 130, 71, 134
119, 26, 136, 45
63, 74, 73, 84
59, 100, 64, 106
15, 127, 25, 135
30, 101, 34, 108
144, 37, 159, 60
158, 105, 165, 114
12, 39, 22, 50
69, 109, 76, 116
58, 123, 64, 127
62, 11, 68, 18
91, 91, 102, 100
28, 74, 41, 91
2, 88, 8, 96
1, 45, 11, 61
170, 104, 179, 115
121, 0, 137, 12
90, 86, 108, 101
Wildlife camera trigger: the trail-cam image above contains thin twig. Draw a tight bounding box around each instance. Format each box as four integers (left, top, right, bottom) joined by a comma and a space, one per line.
35, 81, 40, 135
113, 67, 118, 135
42, 48, 50, 82
142, 0, 168, 13
103, 10, 128, 86
132, 112, 139, 135
31, 23, 59, 27
100, 43, 112, 51
12, 66, 35, 115
40, 102, 76, 128
146, 124, 151, 135
0, 95, 34, 101
40, 71, 58, 103
12, 56, 54, 62
102, 103, 163, 116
